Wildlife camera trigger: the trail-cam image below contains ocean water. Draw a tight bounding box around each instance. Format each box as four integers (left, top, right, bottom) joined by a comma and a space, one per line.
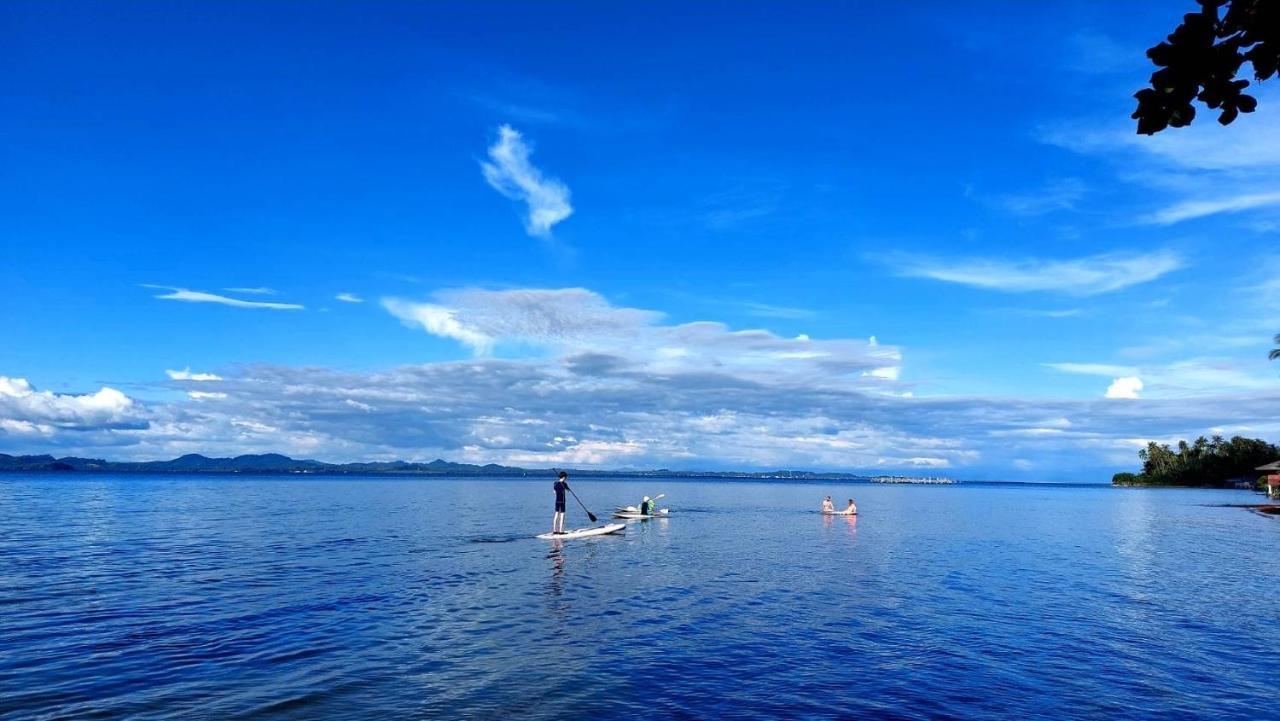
2, 475, 1277, 720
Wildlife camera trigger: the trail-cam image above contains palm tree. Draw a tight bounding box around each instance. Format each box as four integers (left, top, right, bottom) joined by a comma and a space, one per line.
1272, 334, 1280, 361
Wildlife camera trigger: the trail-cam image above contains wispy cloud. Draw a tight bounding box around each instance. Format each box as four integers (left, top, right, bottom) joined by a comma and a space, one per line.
224, 287, 276, 295
882, 250, 1183, 295
1041, 86, 1280, 231
1063, 31, 1139, 75
468, 94, 573, 127
989, 178, 1087, 216
1143, 190, 1280, 225
144, 285, 304, 310
166, 368, 223, 382
1044, 362, 1137, 377
1040, 89, 1280, 172
739, 301, 816, 320
335, 293, 364, 304
480, 125, 573, 238
990, 307, 1082, 319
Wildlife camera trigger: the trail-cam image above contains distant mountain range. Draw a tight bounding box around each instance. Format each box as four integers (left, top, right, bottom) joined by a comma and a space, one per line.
0, 452, 870, 480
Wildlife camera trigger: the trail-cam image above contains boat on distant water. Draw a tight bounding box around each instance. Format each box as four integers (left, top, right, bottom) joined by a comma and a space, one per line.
871, 475, 956, 485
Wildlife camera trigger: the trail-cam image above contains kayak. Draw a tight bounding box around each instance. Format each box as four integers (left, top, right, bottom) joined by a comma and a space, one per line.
613, 508, 669, 519
822, 510, 857, 516
537, 523, 626, 540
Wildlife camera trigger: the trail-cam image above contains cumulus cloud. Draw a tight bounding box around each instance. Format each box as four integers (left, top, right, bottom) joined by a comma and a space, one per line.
145, 286, 304, 310
1105, 376, 1143, 399
0, 376, 142, 431
166, 368, 223, 382
9, 289, 1280, 481
480, 125, 573, 237
883, 250, 1183, 295
6, 354, 1280, 482
335, 293, 363, 303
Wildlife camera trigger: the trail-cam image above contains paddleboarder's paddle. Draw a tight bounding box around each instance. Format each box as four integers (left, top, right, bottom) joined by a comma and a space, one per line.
567, 485, 598, 523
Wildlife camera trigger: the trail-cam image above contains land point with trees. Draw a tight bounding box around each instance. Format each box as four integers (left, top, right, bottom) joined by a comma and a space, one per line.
1112, 435, 1279, 487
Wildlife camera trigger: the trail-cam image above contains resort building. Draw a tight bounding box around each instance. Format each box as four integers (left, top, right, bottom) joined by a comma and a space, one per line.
1257, 461, 1280, 499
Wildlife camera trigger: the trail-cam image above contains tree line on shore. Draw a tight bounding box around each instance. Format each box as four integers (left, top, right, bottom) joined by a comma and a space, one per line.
1112, 435, 1279, 487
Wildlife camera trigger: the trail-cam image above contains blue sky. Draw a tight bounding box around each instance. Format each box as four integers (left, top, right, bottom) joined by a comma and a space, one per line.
3, 1, 1279, 480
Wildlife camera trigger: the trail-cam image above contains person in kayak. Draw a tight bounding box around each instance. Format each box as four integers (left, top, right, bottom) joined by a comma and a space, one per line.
552, 471, 570, 534
639, 496, 652, 515
821, 496, 835, 513
843, 498, 858, 514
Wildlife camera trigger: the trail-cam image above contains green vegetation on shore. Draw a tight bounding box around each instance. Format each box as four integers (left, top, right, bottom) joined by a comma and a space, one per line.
1112, 435, 1279, 488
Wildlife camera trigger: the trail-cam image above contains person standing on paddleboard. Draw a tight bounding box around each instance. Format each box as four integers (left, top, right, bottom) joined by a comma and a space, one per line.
552, 471, 570, 534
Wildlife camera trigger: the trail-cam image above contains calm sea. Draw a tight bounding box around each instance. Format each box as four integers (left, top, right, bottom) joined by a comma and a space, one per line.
2, 475, 1277, 720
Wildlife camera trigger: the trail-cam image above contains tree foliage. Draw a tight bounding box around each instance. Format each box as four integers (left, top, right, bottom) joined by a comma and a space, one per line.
1112, 435, 1279, 486
1270, 333, 1280, 360
1133, 0, 1280, 134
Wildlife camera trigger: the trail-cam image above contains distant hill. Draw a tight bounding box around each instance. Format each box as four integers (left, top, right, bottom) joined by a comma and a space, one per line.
0, 452, 870, 480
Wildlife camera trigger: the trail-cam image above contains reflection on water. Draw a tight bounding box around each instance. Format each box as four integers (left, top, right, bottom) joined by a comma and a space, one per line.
546, 544, 566, 599
2, 476, 1277, 721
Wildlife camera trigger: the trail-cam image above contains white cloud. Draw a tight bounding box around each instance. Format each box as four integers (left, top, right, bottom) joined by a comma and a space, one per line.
1105, 376, 1143, 399
145, 286, 304, 310
1041, 87, 1280, 229
224, 287, 276, 295
0, 376, 139, 430
480, 124, 573, 238
1041, 87, 1280, 172
335, 293, 363, 303
884, 250, 1182, 295
1048, 358, 1274, 397
381, 287, 899, 386
166, 368, 223, 382
9, 287, 1280, 481
1143, 190, 1280, 225
990, 178, 1087, 216
994, 307, 1082, 319
0, 419, 53, 436
187, 391, 228, 400
382, 298, 497, 354
739, 301, 814, 319
1044, 362, 1138, 377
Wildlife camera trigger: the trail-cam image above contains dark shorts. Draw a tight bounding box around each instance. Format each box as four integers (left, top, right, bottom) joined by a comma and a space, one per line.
555, 500, 566, 512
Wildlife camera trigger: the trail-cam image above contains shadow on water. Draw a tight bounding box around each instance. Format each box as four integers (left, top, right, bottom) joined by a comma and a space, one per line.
465, 535, 525, 544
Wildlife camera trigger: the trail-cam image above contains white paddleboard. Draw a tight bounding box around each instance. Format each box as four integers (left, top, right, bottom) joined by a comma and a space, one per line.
821, 510, 857, 516
537, 523, 626, 540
